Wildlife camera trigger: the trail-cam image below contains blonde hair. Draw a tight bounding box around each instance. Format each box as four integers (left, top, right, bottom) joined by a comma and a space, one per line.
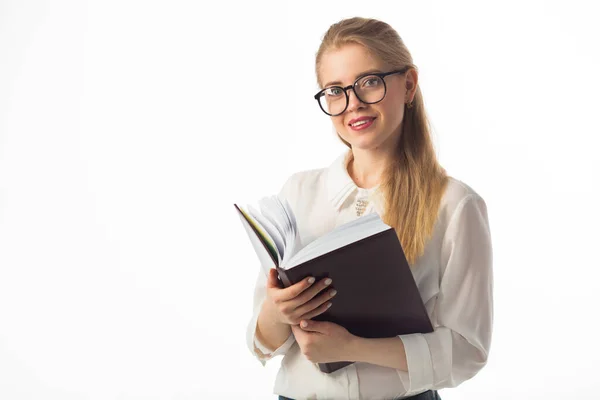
316, 17, 448, 265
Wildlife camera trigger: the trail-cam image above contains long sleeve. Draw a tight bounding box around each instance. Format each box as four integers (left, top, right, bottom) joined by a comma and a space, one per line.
245, 268, 296, 365
397, 194, 493, 394
245, 176, 299, 365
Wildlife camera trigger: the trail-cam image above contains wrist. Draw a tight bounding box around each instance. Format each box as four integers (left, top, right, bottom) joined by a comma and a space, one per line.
346, 334, 365, 362
346, 336, 408, 371
256, 301, 292, 353
262, 299, 287, 327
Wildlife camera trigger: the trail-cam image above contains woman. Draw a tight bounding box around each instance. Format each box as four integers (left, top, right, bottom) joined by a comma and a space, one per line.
246, 17, 493, 400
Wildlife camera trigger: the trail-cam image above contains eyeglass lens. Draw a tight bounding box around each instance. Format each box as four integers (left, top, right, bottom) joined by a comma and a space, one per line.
318, 75, 386, 116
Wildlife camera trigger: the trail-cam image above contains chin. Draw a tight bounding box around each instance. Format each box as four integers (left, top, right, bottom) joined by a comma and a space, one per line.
344, 127, 401, 152
342, 132, 384, 150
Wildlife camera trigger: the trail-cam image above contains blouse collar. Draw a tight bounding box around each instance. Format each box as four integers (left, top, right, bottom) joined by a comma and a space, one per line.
326, 150, 385, 213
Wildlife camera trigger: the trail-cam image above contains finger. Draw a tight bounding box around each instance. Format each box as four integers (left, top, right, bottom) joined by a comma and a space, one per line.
274, 277, 333, 319
294, 288, 336, 319
298, 278, 332, 305
298, 299, 333, 321
266, 268, 282, 289
273, 275, 317, 303
290, 325, 303, 337
294, 278, 334, 308
299, 319, 330, 334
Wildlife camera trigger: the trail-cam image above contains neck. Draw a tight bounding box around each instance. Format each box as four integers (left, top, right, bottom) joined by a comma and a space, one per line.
348, 146, 395, 189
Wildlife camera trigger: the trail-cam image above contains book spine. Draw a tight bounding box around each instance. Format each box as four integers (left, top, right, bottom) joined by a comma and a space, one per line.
318, 360, 354, 374
276, 267, 292, 288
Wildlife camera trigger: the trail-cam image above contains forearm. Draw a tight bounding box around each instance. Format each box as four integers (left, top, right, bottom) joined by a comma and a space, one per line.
255, 300, 292, 352
348, 336, 408, 371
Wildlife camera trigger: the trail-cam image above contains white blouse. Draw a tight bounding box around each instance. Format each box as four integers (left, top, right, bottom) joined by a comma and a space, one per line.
246, 150, 493, 400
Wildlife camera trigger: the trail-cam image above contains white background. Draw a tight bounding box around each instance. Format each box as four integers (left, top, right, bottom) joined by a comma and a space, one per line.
1, 0, 599, 399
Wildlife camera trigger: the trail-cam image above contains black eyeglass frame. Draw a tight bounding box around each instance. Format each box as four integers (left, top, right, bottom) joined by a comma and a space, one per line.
314, 66, 411, 116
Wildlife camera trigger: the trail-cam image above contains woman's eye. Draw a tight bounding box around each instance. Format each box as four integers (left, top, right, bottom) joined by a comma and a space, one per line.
326, 88, 343, 97
363, 77, 380, 87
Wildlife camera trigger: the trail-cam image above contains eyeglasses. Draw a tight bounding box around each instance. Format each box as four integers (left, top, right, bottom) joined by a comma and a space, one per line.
314, 67, 410, 116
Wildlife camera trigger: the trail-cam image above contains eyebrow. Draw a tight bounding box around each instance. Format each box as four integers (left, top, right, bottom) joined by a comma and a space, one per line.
323, 69, 384, 88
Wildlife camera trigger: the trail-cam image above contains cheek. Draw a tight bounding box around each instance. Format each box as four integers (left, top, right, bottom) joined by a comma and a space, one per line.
332, 116, 346, 132
380, 99, 404, 129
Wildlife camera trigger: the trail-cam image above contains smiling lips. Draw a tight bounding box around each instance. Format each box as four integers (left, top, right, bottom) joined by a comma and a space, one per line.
348, 116, 376, 131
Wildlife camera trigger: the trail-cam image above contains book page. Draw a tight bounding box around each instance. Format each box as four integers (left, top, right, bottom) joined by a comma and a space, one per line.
280, 197, 301, 265
257, 196, 301, 266
259, 197, 290, 251
237, 197, 393, 272
236, 209, 279, 276
284, 213, 392, 269
247, 204, 284, 261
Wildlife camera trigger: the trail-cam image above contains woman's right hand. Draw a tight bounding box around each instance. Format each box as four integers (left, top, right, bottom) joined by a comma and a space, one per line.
265, 268, 337, 326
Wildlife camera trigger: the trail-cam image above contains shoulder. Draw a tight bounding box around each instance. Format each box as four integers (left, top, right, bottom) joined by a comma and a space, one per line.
278, 151, 350, 204
442, 176, 485, 207
438, 176, 488, 226
278, 167, 328, 201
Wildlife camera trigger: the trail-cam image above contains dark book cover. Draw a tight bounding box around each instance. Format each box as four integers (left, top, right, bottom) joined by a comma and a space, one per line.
277, 228, 433, 373
235, 204, 433, 373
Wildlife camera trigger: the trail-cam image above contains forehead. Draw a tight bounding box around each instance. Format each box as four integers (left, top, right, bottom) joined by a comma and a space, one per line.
319, 43, 386, 87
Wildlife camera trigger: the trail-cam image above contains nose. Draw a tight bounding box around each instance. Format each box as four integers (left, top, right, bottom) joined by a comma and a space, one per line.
346, 87, 365, 113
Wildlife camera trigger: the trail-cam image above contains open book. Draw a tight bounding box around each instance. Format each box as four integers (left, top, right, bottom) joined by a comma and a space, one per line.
234, 195, 390, 274
235, 195, 433, 374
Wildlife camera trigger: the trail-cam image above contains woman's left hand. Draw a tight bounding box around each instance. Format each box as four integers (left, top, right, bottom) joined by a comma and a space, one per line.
291, 319, 357, 363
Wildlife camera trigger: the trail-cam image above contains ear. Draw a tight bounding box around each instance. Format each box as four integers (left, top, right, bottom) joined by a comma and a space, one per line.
405, 68, 418, 101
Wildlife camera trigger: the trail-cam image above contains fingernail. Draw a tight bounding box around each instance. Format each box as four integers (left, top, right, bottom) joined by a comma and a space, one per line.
324, 278, 332, 286
330, 289, 337, 297
327, 302, 332, 308
301, 321, 308, 328
308, 277, 315, 284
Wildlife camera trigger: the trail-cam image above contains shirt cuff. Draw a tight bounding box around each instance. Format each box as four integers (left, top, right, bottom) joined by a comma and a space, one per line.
253, 332, 295, 364
397, 333, 434, 394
